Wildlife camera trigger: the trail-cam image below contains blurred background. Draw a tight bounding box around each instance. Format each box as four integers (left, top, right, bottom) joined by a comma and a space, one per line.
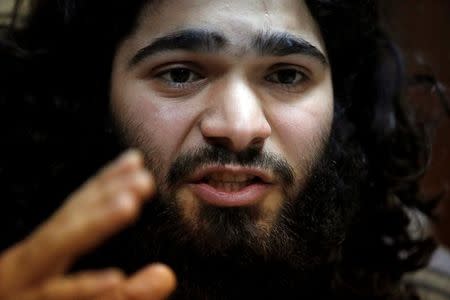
3, 0, 448, 241
380, 1, 450, 246
0, 0, 449, 241
0, 0, 449, 297
0, 0, 29, 27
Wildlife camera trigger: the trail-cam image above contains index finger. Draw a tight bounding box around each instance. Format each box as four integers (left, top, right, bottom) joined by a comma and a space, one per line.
0, 150, 155, 294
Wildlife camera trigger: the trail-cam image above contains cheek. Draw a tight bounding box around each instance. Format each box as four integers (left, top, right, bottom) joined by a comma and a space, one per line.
268, 92, 333, 177
110, 81, 199, 168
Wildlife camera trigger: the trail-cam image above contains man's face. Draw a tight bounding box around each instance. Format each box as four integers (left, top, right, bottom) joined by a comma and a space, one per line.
110, 0, 333, 254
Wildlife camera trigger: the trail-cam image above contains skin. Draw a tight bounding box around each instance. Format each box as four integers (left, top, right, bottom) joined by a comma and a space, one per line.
0, 0, 333, 298
0, 150, 176, 299
111, 0, 333, 235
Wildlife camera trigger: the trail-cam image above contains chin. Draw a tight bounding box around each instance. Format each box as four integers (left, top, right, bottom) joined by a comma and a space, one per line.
172, 186, 287, 253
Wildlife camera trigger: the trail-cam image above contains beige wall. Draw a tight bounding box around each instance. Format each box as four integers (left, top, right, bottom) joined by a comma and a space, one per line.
0, 0, 14, 24
0, 0, 15, 12
0, 0, 29, 26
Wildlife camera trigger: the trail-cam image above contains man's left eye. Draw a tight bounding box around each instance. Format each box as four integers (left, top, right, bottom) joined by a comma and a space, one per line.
158, 67, 203, 84
265, 69, 307, 85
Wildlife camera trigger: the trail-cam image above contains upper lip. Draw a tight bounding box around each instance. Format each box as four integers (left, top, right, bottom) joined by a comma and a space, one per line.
187, 165, 274, 184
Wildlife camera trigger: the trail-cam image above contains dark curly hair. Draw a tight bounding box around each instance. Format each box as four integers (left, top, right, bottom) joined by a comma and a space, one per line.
0, 1, 437, 299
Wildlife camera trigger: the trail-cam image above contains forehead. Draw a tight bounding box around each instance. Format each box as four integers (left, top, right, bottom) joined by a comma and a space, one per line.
130, 0, 326, 55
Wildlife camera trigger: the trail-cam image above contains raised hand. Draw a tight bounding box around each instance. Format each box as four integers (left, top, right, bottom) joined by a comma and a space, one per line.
0, 150, 176, 300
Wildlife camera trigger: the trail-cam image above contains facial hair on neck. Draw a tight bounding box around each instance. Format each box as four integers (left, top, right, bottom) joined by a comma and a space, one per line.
72, 124, 363, 299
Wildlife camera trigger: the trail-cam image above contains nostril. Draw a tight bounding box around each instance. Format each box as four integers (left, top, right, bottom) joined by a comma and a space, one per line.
204, 137, 266, 153
250, 137, 266, 148
204, 136, 233, 149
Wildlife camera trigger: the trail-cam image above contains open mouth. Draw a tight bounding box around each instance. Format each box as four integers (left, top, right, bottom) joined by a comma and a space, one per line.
187, 167, 273, 207
199, 172, 263, 192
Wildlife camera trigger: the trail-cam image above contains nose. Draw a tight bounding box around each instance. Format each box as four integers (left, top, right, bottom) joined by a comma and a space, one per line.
199, 77, 271, 152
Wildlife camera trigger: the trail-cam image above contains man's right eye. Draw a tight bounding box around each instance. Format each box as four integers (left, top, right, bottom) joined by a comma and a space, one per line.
157, 67, 203, 86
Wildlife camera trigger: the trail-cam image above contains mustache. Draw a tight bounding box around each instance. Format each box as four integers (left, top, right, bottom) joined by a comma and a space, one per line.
166, 145, 295, 187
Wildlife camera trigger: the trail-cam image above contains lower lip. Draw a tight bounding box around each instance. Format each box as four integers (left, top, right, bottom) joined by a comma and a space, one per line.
188, 182, 272, 207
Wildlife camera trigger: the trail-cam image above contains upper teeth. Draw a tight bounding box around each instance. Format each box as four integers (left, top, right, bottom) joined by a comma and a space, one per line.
207, 172, 255, 183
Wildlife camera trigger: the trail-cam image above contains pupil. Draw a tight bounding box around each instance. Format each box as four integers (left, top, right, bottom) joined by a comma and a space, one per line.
170, 68, 191, 83
278, 70, 297, 84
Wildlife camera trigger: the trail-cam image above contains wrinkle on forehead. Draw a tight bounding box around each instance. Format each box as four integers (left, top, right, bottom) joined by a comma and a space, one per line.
132, 0, 326, 54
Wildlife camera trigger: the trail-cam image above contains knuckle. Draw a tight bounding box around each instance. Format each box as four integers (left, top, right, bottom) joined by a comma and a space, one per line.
131, 171, 153, 197
110, 193, 140, 223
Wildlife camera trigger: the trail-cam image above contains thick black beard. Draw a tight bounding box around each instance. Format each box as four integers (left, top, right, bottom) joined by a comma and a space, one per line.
152, 145, 297, 260
72, 127, 362, 299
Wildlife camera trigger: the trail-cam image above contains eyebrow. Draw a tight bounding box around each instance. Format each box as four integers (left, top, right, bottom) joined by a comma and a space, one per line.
129, 29, 226, 67
252, 31, 328, 65
129, 28, 328, 68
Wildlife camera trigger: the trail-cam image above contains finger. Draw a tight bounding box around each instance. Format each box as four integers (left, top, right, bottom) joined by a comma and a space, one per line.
124, 264, 177, 300
14, 269, 125, 300
54, 169, 155, 254
0, 150, 155, 293
98, 264, 177, 300
92, 149, 146, 187
74, 149, 149, 205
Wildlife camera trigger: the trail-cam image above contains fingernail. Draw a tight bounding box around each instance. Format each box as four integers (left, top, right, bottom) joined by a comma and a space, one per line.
114, 192, 135, 210
134, 170, 153, 195
126, 264, 177, 298
117, 149, 142, 165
